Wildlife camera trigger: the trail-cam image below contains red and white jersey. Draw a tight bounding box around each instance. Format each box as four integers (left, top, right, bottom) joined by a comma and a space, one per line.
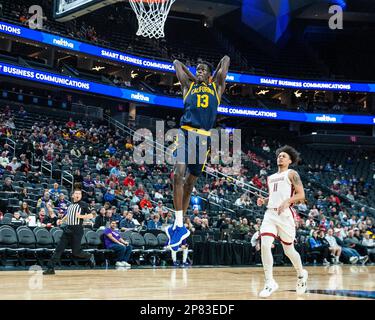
267, 169, 294, 209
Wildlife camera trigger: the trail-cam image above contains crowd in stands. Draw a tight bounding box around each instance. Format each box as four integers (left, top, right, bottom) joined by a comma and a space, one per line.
2, 1, 372, 115
0, 104, 374, 266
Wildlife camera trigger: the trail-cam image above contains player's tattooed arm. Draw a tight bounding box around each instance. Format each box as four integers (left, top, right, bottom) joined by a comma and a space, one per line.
277, 170, 305, 214
289, 170, 305, 204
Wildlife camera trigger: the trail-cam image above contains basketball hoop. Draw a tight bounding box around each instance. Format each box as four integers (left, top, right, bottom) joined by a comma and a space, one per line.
129, 0, 176, 39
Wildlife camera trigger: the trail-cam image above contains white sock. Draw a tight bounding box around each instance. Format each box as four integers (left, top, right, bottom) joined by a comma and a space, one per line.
182, 248, 188, 263
282, 244, 304, 278
174, 210, 183, 228
171, 250, 177, 262
261, 236, 274, 283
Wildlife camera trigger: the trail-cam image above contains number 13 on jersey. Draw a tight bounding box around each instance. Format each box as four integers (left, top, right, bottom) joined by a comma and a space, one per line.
197, 94, 209, 108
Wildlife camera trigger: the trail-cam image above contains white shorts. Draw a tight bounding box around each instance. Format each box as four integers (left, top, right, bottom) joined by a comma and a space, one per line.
260, 208, 296, 245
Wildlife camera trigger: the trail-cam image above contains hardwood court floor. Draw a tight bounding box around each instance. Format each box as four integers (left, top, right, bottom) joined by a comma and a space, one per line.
0, 265, 373, 300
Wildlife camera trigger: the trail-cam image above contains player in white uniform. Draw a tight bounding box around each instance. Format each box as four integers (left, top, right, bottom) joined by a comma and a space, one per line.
257, 145, 308, 298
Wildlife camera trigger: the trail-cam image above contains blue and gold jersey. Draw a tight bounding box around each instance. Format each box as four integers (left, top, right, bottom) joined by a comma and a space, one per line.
180, 81, 220, 131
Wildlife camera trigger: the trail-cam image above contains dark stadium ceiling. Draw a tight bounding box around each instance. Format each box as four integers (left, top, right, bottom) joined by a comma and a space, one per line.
168, 0, 241, 18
296, 1, 375, 22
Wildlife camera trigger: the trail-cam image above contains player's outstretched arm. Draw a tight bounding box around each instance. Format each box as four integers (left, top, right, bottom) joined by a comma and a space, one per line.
213, 55, 230, 96
173, 60, 196, 91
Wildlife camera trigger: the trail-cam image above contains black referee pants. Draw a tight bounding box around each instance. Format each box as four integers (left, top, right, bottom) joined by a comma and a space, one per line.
48, 225, 91, 268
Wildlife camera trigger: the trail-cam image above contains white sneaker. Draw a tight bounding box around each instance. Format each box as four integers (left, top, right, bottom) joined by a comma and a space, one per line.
323, 258, 330, 266
123, 262, 131, 267
359, 256, 369, 265
349, 256, 359, 264
116, 261, 126, 267
259, 280, 279, 298
296, 269, 308, 295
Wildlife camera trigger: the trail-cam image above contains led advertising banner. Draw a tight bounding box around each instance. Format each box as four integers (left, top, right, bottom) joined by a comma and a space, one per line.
0, 62, 374, 125
1, 21, 375, 93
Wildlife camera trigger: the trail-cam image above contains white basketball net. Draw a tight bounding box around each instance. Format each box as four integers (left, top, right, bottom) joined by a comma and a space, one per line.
129, 0, 176, 39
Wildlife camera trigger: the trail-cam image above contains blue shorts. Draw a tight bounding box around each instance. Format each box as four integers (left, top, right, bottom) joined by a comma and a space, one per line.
172, 128, 210, 177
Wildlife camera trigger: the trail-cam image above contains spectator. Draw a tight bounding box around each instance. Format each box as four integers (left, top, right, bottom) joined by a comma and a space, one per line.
70, 145, 82, 158
7, 157, 21, 173
119, 211, 137, 231
11, 211, 25, 226
344, 229, 369, 258
66, 117, 76, 129
308, 230, 330, 265
37, 206, 56, 228
103, 187, 117, 206
147, 213, 162, 230
61, 154, 73, 168
348, 215, 358, 227
237, 217, 250, 235
109, 165, 120, 177
93, 207, 110, 229
132, 205, 144, 225
134, 184, 145, 198
106, 145, 117, 157
96, 158, 105, 173
55, 193, 69, 216
325, 229, 343, 264
123, 173, 135, 187
190, 208, 201, 223
192, 216, 203, 231
3, 177, 15, 192
190, 190, 202, 211
19, 201, 31, 218
163, 211, 175, 226
103, 220, 132, 267
153, 189, 164, 201
139, 194, 152, 210
73, 169, 84, 184
0, 151, 9, 168
361, 231, 375, 263
334, 229, 367, 264
49, 183, 62, 201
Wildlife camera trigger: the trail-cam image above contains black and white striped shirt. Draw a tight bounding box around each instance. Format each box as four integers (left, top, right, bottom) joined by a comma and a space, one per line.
65, 201, 89, 226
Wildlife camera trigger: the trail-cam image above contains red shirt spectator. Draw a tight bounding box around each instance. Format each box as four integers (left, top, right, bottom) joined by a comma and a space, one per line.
329, 195, 341, 206
66, 118, 76, 129
252, 175, 263, 189
108, 156, 119, 168
105, 174, 119, 186
123, 175, 135, 187
135, 186, 145, 198
139, 197, 153, 210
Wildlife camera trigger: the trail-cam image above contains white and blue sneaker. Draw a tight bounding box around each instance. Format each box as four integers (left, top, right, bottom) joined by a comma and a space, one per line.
169, 226, 190, 249
166, 225, 175, 244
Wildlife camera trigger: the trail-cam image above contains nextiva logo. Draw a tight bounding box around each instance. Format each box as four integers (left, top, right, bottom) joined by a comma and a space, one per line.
315, 115, 337, 122
131, 93, 150, 102
226, 75, 235, 81
52, 38, 74, 49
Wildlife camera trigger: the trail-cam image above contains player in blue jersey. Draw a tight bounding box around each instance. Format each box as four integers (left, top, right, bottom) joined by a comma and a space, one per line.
167, 56, 230, 250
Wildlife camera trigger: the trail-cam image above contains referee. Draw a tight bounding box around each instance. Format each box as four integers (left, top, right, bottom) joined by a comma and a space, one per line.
43, 189, 96, 275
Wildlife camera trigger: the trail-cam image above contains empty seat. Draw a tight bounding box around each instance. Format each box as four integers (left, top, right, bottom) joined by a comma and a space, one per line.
34, 228, 55, 251
156, 232, 169, 248
130, 232, 145, 253
143, 233, 159, 252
